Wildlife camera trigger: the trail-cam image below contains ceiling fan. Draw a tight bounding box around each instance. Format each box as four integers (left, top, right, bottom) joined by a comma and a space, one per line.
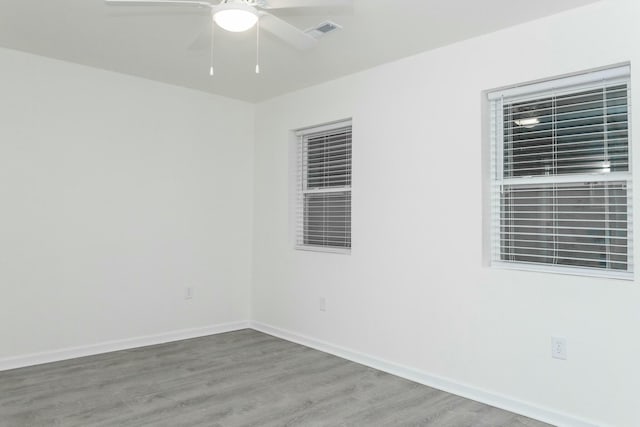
105, 0, 351, 74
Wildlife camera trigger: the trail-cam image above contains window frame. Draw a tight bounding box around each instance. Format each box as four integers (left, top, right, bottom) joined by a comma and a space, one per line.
488, 65, 633, 280
295, 119, 352, 254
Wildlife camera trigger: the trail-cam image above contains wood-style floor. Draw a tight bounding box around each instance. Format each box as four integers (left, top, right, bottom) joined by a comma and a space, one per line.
0, 329, 551, 427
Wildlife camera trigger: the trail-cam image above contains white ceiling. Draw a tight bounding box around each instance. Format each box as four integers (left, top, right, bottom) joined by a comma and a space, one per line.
0, 0, 601, 102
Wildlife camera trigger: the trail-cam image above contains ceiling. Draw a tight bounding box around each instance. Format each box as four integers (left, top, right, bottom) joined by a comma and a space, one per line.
0, 0, 602, 102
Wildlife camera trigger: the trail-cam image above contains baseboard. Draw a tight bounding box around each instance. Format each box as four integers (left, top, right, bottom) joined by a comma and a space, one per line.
0, 320, 250, 372
250, 321, 602, 427
0, 319, 604, 427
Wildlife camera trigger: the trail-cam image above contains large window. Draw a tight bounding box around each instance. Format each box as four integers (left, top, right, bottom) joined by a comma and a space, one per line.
489, 66, 632, 278
295, 120, 352, 252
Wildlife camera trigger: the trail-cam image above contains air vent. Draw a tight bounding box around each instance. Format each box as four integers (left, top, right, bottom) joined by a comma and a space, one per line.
305, 20, 342, 39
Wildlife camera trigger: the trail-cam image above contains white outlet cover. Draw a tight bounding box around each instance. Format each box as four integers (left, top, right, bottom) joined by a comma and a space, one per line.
319, 297, 326, 312
551, 336, 567, 360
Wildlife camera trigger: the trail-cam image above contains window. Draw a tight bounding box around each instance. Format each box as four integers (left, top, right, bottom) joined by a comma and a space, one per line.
295, 120, 352, 252
489, 66, 632, 278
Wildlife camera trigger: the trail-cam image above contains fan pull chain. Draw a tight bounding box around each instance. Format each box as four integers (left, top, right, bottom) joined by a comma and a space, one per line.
255, 19, 260, 74
209, 19, 215, 76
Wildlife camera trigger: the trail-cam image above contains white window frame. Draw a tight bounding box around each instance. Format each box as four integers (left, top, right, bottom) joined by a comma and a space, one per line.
295, 119, 352, 254
488, 65, 633, 280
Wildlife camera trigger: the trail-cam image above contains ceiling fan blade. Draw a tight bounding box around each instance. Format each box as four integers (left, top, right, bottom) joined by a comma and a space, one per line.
259, 13, 317, 50
262, 0, 352, 9
105, 0, 213, 7
108, 9, 207, 17
187, 28, 212, 51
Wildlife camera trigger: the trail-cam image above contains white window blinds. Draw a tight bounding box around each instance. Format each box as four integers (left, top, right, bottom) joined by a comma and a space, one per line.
296, 120, 352, 252
489, 66, 633, 278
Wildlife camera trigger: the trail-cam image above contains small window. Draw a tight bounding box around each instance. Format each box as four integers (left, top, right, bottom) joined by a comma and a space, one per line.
295, 120, 352, 252
488, 66, 632, 278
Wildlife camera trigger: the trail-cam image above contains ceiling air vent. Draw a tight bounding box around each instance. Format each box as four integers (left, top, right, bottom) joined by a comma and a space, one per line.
305, 20, 342, 39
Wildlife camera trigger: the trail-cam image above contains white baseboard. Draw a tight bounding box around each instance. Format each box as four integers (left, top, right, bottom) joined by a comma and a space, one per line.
0, 319, 604, 427
250, 321, 602, 427
0, 320, 249, 372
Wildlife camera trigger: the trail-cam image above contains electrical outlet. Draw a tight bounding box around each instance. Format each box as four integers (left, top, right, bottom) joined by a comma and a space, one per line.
319, 297, 326, 312
551, 336, 567, 360
185, 287, 194, 300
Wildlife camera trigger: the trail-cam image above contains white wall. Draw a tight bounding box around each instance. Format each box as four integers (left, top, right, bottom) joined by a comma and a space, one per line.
3, 1, 639, 425
252, 1, 640, 426
0, 48, 254, 359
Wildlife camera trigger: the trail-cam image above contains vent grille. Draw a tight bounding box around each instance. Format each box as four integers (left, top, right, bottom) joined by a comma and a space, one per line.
305, 20, 342, 39
316, 22, 338, 33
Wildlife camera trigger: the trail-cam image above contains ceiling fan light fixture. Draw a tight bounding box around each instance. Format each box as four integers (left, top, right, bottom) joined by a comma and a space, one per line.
214, 2, 259, 33
513, 117, 540, 128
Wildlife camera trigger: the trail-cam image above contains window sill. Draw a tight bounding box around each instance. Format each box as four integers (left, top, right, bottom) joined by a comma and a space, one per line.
295, 245, 351, 255
491, 260, 633, 281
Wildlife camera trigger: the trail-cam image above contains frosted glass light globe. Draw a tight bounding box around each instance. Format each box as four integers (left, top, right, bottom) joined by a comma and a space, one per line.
214, 3, 258, 32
